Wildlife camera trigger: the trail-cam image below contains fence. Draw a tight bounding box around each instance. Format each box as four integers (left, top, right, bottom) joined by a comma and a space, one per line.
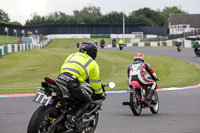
1, 23, 168, 37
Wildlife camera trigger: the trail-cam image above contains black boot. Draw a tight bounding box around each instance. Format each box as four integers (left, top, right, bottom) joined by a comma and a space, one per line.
122, 101, 130, 106
147, 90, 154, 101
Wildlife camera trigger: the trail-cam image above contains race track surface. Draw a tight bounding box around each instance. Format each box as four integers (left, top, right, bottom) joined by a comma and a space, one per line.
0, 47, 200, 133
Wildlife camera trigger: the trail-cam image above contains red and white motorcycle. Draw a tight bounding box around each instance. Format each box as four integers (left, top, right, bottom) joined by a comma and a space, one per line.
123, 75, 159, 116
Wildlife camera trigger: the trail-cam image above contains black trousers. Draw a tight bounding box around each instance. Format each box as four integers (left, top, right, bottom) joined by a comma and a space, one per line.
58, 72, 91, 102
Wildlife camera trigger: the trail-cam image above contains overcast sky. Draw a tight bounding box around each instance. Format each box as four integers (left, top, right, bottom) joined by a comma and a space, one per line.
0, 0, 200, 25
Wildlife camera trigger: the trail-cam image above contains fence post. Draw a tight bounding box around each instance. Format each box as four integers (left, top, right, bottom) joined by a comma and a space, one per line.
4, 45, 8, 55
0, 49, 2, 58
12, 44, 15, 52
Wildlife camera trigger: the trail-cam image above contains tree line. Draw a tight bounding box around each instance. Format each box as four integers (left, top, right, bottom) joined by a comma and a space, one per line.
0, 6, 186, 27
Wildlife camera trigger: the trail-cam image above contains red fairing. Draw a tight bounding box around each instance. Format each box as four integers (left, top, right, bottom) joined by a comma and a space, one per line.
129, 80, 141, 89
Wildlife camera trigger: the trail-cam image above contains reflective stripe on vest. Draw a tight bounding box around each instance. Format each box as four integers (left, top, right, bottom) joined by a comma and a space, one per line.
63, 68, 81, 76
89, 79, 101, 83
95, 87, 102, 92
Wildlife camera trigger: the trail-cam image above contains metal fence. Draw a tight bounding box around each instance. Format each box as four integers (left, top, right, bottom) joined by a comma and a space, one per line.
0, 23, 168, 37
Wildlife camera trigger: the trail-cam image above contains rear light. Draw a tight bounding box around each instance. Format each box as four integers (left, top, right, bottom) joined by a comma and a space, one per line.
44, 77, 55, 83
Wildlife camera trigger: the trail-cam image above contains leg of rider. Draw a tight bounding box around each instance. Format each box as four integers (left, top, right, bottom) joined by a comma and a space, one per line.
138, 74, 155, 101
69, 85, 92, 130
59, 73, 92, 130
147, 82, 156, 101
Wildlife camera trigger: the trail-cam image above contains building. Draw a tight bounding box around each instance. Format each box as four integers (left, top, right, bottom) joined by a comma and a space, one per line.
169, 14, 200, 35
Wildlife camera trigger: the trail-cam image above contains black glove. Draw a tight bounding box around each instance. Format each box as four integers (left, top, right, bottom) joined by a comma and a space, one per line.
95, 92, 106, 100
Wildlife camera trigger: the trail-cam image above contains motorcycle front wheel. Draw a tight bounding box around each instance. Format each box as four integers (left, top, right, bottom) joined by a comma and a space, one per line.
150, 91, 159, 114
129, 91, 142, 116
27, 105, 59, 133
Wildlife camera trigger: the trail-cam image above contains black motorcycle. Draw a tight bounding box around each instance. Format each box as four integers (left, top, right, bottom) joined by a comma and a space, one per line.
119, 44, 123, 51
100, 43, 105, 49
194, 46, 200, 57
27, 77, 115, 133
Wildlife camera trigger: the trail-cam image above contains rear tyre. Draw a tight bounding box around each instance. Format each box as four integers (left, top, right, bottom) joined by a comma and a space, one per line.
150, 91, 159, 114
27, 105, 59, 133
83, 113, 99, 133
129, 91, 142, 116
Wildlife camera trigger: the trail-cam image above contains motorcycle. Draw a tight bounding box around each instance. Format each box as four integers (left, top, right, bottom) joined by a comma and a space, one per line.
194, 46, 200, 57
123, 75, 159, 116
27, 77, 115, 133
100, 43, 105, 49
177, 45, 182, 52
119, 44, 123, 51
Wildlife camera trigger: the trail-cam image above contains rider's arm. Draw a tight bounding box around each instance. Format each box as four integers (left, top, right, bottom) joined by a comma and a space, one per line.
127, 65, 131, 78
145, 63, 158, 81
88, 62, 103, 94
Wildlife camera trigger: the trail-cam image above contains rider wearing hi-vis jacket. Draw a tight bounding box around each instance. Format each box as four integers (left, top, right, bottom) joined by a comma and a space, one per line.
59, 41, 105, 131
127, 53, 159, 101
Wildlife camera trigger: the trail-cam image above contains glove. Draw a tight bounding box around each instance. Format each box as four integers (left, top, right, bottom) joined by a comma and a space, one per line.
95, 92, 106, 100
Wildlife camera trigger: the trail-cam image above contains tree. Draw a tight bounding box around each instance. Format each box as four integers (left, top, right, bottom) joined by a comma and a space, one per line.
0, 9, 10, 22
132, 8, 165, 26
127, 13, 153, 26
100, 11, 124, 24
161, 6, 187, 27
73, 6, 102, 24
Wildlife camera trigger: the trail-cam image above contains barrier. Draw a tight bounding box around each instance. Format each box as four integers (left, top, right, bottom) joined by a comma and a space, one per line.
0, 39, 49, 59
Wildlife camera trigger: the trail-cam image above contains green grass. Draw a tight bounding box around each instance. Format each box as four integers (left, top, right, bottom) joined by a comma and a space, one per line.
0, 35, 20, 46
0, 38, 200, 94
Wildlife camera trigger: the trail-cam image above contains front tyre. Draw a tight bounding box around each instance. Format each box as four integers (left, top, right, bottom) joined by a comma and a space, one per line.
27, 105, 59, 133
150, 91, 159, 114
129, 91, 142, 116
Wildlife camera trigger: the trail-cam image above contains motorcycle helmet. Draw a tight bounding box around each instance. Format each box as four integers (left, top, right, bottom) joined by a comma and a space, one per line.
79, 41, 97, 60
134, 53, 144, 62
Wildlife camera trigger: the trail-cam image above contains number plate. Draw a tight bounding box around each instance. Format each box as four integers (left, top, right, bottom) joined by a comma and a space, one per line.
33, 92, 52, 106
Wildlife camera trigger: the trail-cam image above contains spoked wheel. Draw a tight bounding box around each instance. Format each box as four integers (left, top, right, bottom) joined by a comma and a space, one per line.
150, 91, 159, 114
129, 91, 142, 116
82, 113, 99, 133
27, 105, 60, 133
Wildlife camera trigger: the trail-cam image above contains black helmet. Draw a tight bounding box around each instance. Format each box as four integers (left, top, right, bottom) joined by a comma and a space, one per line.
79, 41, 97, 60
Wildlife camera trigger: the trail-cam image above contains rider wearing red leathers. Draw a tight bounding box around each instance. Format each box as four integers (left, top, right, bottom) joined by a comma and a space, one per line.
127, 53, 159, 101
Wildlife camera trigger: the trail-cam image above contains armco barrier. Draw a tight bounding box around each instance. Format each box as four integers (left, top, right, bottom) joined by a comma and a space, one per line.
0, 38, 50, 59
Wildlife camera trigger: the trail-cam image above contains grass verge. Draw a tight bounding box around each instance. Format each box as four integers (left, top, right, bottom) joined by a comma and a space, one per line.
0, 38, 200, 94
0, 35, 20, 45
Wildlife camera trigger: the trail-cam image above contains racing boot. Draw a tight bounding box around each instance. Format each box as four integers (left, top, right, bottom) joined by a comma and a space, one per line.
146, 90, 154, 101
122, 101, 130, 106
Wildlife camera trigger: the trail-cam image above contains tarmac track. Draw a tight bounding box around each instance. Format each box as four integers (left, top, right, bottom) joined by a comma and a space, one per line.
0, 47, 200, 133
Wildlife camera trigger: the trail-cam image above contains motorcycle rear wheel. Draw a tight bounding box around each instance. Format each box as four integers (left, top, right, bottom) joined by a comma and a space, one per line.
27, 105, 59, 133
150, 91, 159, 114
83, 112, 99, 133
129, 91, 142, 116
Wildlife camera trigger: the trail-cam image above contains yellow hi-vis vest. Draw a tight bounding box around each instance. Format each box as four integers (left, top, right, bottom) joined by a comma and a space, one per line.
60, 52, 103, 94
119, 39, 123, 45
